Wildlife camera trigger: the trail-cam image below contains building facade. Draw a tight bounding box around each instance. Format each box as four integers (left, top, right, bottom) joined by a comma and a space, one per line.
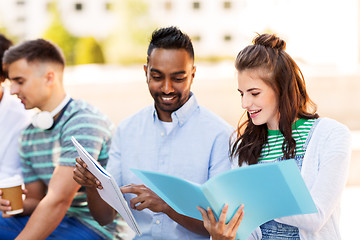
0, 0, 359, 70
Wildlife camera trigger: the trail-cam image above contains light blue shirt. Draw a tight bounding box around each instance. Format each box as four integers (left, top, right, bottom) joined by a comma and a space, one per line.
107, 93, 233, 240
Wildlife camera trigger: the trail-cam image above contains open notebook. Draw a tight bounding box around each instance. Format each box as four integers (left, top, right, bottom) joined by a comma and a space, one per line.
132, 160, 316, 239
71, 136, 141, 236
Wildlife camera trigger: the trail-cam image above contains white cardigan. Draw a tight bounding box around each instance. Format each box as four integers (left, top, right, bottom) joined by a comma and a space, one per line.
248, 118, 352, 240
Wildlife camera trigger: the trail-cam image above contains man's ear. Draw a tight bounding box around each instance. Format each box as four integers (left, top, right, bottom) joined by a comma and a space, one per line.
191, 65, 196, 84
143, 64, 149, 83
45, 71, 55, 86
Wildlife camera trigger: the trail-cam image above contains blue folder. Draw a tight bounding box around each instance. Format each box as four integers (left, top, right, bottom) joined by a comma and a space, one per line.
131, 160, 317, 239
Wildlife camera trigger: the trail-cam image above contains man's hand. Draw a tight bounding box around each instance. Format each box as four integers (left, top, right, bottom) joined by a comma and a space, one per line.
73, 157, 102, 189
122, 184, 209, 236
0, 188, 27, 218
120, 184, 170, 213
73, 157, 117, 226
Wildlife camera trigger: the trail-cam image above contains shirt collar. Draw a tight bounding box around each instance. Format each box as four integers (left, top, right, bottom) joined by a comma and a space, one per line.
152, 92, 199, 127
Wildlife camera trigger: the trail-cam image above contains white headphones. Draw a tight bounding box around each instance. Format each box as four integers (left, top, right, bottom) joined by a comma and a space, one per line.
32, 95, 71, 130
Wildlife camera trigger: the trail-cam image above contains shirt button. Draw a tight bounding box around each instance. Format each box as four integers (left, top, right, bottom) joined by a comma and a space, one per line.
155, 220, 161, 224
160, 132, 165, 136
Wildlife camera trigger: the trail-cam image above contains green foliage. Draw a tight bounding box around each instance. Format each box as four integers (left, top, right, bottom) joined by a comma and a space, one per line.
40, 0, 156, 65
103, 0, 155, 65
75, 37, 105, 65
42, 1, 78, 65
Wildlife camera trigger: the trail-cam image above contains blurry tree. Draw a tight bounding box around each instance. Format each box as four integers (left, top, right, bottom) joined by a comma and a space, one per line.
103, 0, 155, 65
42, 1, 78, 65
75, 37, 105, 65
0, 18, 18, 44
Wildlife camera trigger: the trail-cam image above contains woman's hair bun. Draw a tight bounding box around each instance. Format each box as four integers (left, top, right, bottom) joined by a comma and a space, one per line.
253, 33, 286, 51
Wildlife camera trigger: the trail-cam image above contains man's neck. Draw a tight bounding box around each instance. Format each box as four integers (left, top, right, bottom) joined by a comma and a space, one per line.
155, 106, 173, 122
46, 93, 70, 122
40, 90, 66, 112
158, 114, 172, 122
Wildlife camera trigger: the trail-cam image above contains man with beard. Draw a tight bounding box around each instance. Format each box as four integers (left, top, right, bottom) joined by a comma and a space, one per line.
73, 26, 233, 239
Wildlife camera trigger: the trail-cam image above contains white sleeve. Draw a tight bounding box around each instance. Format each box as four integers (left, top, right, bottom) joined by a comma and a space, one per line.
246, 227, 262, 240
0, 133, 22, 179
275, 121, 351, 232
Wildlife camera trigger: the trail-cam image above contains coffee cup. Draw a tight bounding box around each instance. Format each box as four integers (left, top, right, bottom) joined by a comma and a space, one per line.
0, 175, 24, 215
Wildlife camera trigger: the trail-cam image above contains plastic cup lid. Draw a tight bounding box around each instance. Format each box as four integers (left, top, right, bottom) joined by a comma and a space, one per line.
0, 175, 23, 188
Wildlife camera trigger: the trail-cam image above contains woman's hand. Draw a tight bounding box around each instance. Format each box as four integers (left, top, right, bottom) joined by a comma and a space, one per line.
197, 204, 244, 240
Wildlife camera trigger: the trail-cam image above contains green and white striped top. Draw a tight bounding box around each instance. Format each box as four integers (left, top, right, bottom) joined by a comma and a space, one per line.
258, 118, 316, 163
19, 99, 127, 240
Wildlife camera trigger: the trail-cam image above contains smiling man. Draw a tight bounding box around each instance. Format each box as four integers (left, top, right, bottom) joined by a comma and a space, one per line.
73, 26, 234, 239
145, 47, 194, 122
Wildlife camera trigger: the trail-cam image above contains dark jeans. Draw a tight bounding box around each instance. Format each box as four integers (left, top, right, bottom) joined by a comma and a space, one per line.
260, 220, 300, 240
0, 214, 104, 240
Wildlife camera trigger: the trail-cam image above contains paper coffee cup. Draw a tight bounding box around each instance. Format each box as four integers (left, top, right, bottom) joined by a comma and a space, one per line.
0, 175, 24, 215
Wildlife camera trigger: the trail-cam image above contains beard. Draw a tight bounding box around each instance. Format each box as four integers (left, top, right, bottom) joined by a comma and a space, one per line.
153, 92, 190, 114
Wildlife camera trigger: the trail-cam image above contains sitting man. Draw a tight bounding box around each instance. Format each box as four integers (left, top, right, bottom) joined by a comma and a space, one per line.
73, 26, 234, 239
0, 39, 127, 239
